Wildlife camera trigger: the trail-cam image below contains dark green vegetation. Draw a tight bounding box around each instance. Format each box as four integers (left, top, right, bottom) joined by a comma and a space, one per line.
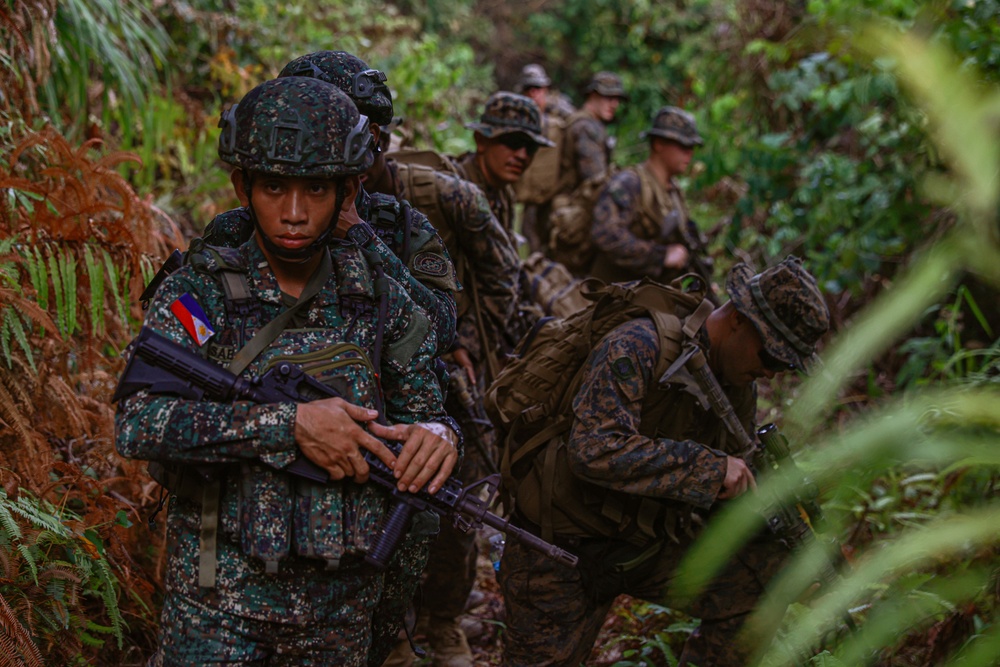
1, 1, 998, 665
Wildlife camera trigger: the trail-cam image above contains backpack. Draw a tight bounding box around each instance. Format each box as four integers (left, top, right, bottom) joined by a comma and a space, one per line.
546, 173, 610, 275
519, 251, 589, 319
483, 276, 714, 538
515, 114, 566, 205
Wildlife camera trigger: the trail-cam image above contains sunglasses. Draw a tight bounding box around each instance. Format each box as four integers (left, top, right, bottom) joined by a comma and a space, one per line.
758, 348, 797, 373
496, 133, 541, 156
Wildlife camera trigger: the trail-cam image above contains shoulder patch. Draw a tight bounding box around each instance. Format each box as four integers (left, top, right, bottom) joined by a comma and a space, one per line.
611, 356, 637, 381
411, 251, 449, 277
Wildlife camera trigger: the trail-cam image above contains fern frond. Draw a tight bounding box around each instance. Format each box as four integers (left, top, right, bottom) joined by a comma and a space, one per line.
0, 287, 58, 332
83, 245, 104, 338
47, 250, 65, 339
0, 383, 34, 470
0, 500, 23, 541
0, 311, 33, 373
43, 374, 89, 440
26, 246, 47, 313
93, 557, 124, 648
102, 249, 128, 331
58, 247, 78, 338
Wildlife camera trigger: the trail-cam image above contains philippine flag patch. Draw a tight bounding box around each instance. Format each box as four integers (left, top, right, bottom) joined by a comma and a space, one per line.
170, 293, 215, 346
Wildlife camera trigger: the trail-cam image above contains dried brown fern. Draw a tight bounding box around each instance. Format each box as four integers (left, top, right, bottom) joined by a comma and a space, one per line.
0, 593, 44, 667
0, 0, 57, 121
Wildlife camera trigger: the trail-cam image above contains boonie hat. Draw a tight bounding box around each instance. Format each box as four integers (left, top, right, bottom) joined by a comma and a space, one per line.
517, 64, 552, 91
726, 256, 830, 369
466, 92, 555, 147
641, 106, 704, 147
584, 71, 628, 100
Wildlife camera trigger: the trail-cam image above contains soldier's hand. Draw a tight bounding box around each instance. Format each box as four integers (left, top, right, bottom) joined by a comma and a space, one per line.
294, 397, 395, 483
718, 455, 757, 500
663, 244, 690, 270
368, 421, 459, 495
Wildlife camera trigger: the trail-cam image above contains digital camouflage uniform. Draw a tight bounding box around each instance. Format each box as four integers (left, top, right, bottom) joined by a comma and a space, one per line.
116, 77, 451, 667
591, 106, 709, 285
513, 64, 560, 254
499, 257, 831, 666
265, 50, 460, 666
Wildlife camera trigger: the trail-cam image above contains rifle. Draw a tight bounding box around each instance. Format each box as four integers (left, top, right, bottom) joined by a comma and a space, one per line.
668, 342, 847, 592
114, 326, 579, 571
446, 367, 499, 476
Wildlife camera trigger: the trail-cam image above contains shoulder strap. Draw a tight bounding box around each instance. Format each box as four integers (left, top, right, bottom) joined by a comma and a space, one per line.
228, 249, 333, 375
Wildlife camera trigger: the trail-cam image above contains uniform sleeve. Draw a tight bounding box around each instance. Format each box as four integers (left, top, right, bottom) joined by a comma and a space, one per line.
368, 231, 458, 355
114, 271, 299, 468
571, 120, 610, 183
440, 176, 520, 330
565, 319, 727, 509
591, 171, 669, 278
379, 275, 449, 430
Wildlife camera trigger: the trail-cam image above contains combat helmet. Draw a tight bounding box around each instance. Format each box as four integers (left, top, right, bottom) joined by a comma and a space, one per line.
641, 106, 704, 147
278, 51, 394, 126
218, 76, 374, 177
466, 92, 555, 148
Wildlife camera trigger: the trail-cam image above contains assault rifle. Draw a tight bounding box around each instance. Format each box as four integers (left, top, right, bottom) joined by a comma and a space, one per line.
114, 326, 579, 571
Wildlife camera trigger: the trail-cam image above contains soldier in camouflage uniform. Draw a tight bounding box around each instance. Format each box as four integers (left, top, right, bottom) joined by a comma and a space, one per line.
116, 77, 462, 667
591, 106, 713, 286
273, 51, 523, 667
556, 71, 627, 197
515, 65, 563, 255
498, 257, 830, 666
452, 92, 555, 243
202, 51, 459, 358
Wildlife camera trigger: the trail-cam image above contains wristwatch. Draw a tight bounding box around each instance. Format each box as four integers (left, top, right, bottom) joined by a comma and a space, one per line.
346, 221, 377, 248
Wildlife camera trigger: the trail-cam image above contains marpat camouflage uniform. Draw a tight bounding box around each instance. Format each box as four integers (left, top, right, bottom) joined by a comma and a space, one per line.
499, 257, 831, 666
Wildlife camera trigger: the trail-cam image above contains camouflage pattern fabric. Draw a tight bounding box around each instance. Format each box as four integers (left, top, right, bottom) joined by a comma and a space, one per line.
201, 187, 458, 355
641, 106, 704, 147
452, 152, 518, 243
561, 111, 613, 192
278, 51, 393, 126
590, 165, 700, 284
465, 91, 554, 148
584, 71, 629, 100
386, 159, 519, 370
727, 256, 829, 369
218, 77, 373, 177
516, 63, 552, 92
499, 316, 787, 664
499, 530, 788, 667
116, 239, 448, 665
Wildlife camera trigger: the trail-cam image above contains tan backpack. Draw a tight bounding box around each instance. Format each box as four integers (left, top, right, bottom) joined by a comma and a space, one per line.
519, 252, 589, 319
515, 115, 566, 205
484, 276, 713, 540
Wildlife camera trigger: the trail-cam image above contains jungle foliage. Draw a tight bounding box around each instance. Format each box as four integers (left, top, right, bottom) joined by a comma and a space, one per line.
0, 0, 998, 665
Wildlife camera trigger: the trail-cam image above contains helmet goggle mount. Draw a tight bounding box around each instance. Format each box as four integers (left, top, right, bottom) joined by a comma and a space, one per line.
353, 69, 388, 99
267, 109, 307, 164
343, 114, 373, 167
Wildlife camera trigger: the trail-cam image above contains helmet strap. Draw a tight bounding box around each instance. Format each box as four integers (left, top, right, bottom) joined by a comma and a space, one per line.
244, 173, 348, 263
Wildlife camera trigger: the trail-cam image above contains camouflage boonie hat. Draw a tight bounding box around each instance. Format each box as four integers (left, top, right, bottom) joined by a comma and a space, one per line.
278, 50, 394, 126
641, 106, 704, 147
584, 71, 629, 100
218, 77, 374, 177
517, 64, 552, 91
727, 256, 830, 369
466, 92, 556, 147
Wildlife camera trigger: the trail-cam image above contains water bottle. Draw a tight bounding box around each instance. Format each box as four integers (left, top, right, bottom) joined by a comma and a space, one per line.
488, 533, 505, 573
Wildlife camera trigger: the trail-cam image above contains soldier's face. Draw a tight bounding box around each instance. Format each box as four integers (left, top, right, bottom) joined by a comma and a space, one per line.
659, 140, 694, 178
476, 133, 536, 186
717, 310, 779, 386
592, 95, 621, 122
234, 172, 346, 255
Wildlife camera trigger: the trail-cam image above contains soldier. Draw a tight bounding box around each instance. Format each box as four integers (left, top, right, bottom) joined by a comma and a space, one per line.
202, 52, 459, 359
590, 106, 714, 286
273, 50, 523, 667
515, 64, 563, 254
546, 71, 628, 274
452, 91, 555, 243
497, 257, 830, 666
115, 77, 461, 666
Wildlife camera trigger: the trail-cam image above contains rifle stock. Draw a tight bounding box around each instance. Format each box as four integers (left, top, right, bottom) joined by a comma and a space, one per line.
115, 326, 579, 571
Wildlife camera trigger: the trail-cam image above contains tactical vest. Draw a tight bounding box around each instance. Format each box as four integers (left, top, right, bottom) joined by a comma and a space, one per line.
143, 241, 416, 586
485, 277, 727, 547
